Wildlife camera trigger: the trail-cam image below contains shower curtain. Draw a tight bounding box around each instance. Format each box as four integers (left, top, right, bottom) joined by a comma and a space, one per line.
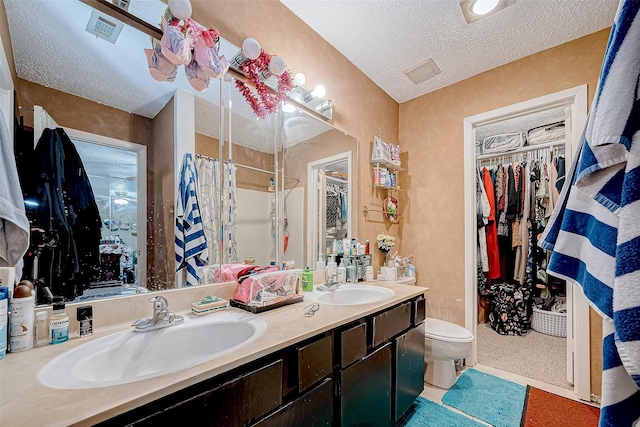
223, 160, 238, 263
194, 156, 221, 266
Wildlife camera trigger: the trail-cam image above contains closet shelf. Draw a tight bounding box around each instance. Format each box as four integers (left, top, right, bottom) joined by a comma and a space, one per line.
325, 175, 348, 184
476, 139, 565, 161
370, 160, 404, 171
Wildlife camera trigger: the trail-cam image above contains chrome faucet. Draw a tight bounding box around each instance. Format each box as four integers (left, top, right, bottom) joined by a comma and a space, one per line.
132, 296, 184, 332
316, 274, 340, 292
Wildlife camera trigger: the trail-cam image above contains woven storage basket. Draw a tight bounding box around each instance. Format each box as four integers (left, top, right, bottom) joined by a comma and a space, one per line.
532, 308, 566, 338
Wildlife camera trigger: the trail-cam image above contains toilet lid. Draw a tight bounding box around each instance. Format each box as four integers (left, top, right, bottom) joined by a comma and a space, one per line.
424, 318, 474, 342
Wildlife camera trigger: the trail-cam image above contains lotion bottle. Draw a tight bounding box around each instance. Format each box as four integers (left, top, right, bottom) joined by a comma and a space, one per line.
49, 297, 69, 345
337, 260, 346, 284
302, 267, 314, 292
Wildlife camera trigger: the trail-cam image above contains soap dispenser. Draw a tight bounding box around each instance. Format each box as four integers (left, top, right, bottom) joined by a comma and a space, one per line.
302, 267, 314, 292
337, 260, 346, 284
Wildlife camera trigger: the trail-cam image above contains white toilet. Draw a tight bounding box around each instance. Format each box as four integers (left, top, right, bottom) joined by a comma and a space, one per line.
424, 317, 474, 389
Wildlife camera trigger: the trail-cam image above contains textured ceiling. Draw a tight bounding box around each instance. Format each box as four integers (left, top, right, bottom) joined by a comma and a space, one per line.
5, 0, 334, 153
281, 0, 618, 103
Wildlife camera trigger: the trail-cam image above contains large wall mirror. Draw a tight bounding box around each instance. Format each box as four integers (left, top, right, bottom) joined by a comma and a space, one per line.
4, 0, 357, 305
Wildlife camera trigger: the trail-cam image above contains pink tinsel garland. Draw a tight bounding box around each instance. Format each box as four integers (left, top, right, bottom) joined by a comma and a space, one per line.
235, 51, 293, 119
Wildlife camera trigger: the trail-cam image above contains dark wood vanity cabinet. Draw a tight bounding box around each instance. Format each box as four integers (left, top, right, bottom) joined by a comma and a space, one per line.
99, 295, 425, 427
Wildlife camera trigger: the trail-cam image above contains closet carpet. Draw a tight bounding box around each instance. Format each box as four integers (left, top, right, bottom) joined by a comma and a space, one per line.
476, 322, 572, 390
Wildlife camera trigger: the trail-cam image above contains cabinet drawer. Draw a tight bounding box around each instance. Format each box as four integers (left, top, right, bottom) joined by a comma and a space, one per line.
253, 378, 333, 427
370, 302, 411, 348
124, 359, 283, 427
338, 322, 367, 368
412, 296, 426, 326
297, 335, 332, 393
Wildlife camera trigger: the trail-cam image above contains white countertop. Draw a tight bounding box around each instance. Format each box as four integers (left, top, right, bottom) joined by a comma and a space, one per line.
0, 281, 427, 427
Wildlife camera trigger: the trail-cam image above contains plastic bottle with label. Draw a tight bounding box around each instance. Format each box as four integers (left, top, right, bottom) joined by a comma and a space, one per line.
302, 267, 314, 292
337, 260, 346, 284
0, 287, 7, 359
49, 297, 69, 345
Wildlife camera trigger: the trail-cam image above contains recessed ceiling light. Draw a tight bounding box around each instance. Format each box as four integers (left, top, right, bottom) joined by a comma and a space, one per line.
460, 0, 509, 24
471, 0, 500, 15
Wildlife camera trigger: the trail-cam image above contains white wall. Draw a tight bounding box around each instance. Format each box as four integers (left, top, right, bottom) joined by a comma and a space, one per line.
283, 187, 305, 269
236, 189, 274, 266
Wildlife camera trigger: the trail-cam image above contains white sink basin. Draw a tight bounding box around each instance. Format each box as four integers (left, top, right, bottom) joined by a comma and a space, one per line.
38, 311, 268, 389
304, 284, 395, 305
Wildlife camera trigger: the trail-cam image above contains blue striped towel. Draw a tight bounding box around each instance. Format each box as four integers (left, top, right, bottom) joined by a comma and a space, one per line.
540, 1, 640, 425
175, 153, 208, 286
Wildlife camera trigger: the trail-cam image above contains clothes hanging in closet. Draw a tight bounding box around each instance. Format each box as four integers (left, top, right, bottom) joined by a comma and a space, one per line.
20, 127, 102, 301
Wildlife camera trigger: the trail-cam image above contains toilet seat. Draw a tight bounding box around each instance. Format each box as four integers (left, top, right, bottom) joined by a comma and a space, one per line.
424, 318, 474, 343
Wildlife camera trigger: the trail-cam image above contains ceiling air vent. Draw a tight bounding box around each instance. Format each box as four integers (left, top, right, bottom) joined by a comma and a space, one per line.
403, 58, 441, 85
85, 9, 124, 44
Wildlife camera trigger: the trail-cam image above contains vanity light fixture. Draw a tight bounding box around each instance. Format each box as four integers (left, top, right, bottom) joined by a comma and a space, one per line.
460, 0, 509, 23
304, 84, 326, 102
167, 0, 192, 21
282, 102, 297, 113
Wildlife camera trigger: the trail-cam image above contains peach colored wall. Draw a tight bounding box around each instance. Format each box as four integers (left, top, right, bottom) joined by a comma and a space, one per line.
195, 132, 276, 192
189, 0, 401, 267
399, 29, 610, 396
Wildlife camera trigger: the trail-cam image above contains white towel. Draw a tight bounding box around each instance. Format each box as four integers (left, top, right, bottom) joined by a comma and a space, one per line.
0, 108, 29, 276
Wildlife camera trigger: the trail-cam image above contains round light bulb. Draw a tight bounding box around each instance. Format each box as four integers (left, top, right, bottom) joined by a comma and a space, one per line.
311, 84, 326, 99
471, 0, 499, 15
292, 73, 306, 87
269, 56, 286, 76
242, 38, 261, 60
167, 0, 192, 20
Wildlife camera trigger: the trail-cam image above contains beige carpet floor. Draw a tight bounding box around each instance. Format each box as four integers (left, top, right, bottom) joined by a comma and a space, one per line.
476, 322, 573, 390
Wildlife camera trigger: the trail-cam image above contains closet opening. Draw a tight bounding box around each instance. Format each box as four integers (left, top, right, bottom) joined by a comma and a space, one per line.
463, 85, 592, 401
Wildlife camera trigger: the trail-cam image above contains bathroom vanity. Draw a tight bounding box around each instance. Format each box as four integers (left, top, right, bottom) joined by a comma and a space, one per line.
0, 282, 426, 426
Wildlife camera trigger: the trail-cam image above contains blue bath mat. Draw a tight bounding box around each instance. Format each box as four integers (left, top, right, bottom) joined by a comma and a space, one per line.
442, 368, 526, 427
397, 396, 485, 427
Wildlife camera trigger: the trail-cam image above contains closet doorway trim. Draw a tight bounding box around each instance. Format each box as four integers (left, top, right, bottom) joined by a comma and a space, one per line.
463, 85, 590, 401
66, 128, 148, 291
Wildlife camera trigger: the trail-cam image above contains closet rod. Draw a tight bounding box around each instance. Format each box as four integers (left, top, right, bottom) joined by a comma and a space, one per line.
476, 140, 565, 161
18, 106, 34, 111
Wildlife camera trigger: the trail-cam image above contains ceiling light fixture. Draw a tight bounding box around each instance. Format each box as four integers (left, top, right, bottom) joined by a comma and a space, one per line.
471, 0, 499, 15
460, 0, 508, 23
113, 198, 129, 205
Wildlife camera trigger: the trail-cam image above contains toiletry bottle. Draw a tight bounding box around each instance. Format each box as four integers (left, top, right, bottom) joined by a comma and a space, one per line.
365, 240, 370, 255
77, 306, 93, 338
337, 260, 346, 283
9, 285, 35, 352
327, 256, 337, 281
366, 266, 374, 282
316, 256, 325, 271
49, 297, 69, 345
0, 287, 7, 359
35, 311, 49, 347
302, 267, 314, 292
346, 264, 355, 283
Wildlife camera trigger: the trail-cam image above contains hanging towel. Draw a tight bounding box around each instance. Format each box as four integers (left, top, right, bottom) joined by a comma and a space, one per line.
0, 108, 29, 275
175, 153, 208, 286
540, 2, 640, 425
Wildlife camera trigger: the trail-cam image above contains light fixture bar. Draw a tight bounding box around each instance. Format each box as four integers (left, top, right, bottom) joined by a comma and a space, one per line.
79, 0, 332, 122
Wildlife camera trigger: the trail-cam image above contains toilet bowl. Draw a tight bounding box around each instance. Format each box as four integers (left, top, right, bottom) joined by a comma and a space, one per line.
424, 317, 474, 389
